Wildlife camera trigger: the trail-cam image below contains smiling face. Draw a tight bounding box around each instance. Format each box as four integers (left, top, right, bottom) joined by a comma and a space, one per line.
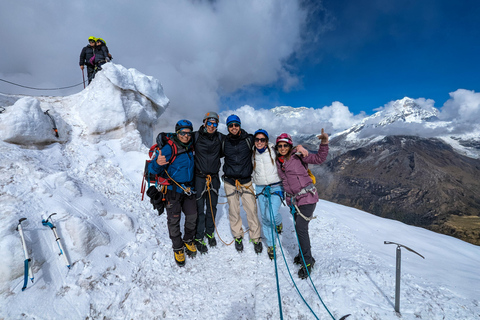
277, 142, 291, 156
228, 123, 240, 135
177, 128, 192, 143
254, 134, 267, 149
204, 118, 218, 134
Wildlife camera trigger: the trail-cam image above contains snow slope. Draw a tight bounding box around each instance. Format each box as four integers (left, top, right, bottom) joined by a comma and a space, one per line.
0, 65, 479, 320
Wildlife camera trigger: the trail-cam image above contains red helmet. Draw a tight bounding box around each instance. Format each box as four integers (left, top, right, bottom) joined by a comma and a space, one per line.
276, 133, 293, 146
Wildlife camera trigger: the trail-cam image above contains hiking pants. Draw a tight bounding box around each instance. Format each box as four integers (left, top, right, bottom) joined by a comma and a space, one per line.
86, 65, 96, 84
195, 175, 220, 239
224, 181, 261, 241
165, 189, 197, 250
255, 184, 283, 247
294, 203, 316, 265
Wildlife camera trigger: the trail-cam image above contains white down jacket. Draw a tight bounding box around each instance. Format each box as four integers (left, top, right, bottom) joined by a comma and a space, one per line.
252, 143, 282, 186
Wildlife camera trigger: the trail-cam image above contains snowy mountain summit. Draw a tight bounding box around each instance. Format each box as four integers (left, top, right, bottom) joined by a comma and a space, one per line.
376, 97, 439, 126
0, 66, 479, 320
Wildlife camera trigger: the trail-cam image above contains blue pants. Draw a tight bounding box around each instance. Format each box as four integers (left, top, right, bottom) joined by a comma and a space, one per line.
255, 184, 283, 247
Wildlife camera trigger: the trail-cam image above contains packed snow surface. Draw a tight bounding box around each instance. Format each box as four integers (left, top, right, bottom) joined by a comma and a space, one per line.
0, 64, 479, 319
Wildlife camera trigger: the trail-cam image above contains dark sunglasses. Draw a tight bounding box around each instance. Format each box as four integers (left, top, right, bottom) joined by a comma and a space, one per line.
277, 143, 290, 149
206, 121, 218, 127
255, 138, 266, 143
89, 40, 95, 43
177, 131, 192, 137
228, 123, 240, 128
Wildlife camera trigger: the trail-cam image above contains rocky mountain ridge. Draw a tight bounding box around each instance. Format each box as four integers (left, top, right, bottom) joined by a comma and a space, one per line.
300, 98, 480, 245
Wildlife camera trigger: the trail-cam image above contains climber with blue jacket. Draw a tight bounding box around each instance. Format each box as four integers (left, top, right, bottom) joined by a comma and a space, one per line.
148, 120, 198, 267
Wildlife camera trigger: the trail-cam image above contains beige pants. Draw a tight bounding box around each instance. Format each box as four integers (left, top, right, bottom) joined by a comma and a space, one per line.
224, 181, 261, 242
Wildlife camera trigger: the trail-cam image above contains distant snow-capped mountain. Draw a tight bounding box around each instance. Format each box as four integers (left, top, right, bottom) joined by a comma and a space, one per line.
325, 97, 480, 159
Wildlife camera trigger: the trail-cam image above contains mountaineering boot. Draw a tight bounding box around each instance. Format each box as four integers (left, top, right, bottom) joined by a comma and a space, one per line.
235, 237, 243, 252
276, 223, 283, 234
184, 241, 197, 258
298, 259, 315, 279
294, 253, 316, 265
195, 239, 208, 254
174, 249, 186, 267
206, 233, 217, 247
253, 240, 263, 254
267, 246, 275, 260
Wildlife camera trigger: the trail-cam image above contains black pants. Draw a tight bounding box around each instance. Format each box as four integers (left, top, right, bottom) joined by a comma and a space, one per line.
165, 189, 197, 250
195, 175, 220, 239
295, 203, 317, 265
86, 65, 96, 84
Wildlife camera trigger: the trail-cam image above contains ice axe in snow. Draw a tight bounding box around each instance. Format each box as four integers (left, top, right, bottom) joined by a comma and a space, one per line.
384, 241, 425, 313
42, 213, 71, 269
17, 218, 34, 291
44, 109, 59, 138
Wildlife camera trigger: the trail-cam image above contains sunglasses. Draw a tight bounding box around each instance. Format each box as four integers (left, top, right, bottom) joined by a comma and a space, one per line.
89, 40, 95, 43
206, 121, 218, 127
228, 123, 240, 128
177, 131, 192, 137
255, 138, 266, 143
277, 143, 290, 149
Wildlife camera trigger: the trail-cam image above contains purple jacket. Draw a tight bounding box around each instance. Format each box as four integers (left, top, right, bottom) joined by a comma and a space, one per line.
276, 144, 329, 206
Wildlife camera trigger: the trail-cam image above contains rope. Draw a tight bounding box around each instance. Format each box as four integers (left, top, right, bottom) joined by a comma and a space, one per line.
163, 169, 192, 196
205, 175, 234, 246
0, 78, 84, 90
289, 204, 336, 319
262, 184, 337, 319
265, 186, 283, 319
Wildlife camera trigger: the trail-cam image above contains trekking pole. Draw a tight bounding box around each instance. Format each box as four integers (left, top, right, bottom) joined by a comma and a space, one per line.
82, 68, 85, 88
42, 213, 71, 269
17, 218, 34, 291
384, 241, 425, 313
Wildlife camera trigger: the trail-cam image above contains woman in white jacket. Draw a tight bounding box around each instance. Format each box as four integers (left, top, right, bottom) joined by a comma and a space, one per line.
252, 129, 284, 260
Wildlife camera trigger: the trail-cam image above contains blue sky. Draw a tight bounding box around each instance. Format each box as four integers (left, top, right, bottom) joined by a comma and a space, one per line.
222, 0, 480, 115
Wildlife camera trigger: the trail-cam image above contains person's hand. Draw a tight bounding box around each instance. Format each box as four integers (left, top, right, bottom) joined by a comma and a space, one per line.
156, 150, 168, 166
317, 128, 329, 144
296, 144, 309, 157
80, 65, 84, 70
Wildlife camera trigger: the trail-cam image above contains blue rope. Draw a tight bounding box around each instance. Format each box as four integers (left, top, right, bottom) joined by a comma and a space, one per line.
289, 203, 336, 320
264, 186, 283, 319
266, 187, 322, 319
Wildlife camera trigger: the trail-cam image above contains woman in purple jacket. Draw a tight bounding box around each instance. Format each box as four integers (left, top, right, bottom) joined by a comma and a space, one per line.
275, 129, 329, 279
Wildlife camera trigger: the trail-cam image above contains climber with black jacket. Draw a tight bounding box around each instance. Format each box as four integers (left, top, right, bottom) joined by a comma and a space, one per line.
193, 112, 225, 253
222, 114, 262, 254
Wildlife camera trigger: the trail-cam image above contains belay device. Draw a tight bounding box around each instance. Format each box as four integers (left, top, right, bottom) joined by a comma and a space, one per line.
42, 213, 71, 269
17, 218, 34, 291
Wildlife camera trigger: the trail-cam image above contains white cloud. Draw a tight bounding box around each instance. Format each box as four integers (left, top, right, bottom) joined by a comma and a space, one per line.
439, 89, 480, 123
0, 0, 307, 120
217, 101, 364, 139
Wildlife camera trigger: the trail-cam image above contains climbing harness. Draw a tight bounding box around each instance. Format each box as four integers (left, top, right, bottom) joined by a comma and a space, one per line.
164, 169, 193, 196
224, 179, 256, 198
286, 183, 318, 221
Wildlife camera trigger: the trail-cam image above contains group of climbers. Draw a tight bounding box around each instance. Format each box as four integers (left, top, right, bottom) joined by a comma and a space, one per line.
79, 36, 113, 85
146, 112, 329, 279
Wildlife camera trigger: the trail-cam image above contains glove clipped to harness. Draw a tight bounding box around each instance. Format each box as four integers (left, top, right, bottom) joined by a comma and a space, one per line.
146, 186, 166, 215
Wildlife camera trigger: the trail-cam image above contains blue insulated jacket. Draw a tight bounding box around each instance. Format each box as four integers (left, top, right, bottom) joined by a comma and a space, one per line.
148, 140, 194, 193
